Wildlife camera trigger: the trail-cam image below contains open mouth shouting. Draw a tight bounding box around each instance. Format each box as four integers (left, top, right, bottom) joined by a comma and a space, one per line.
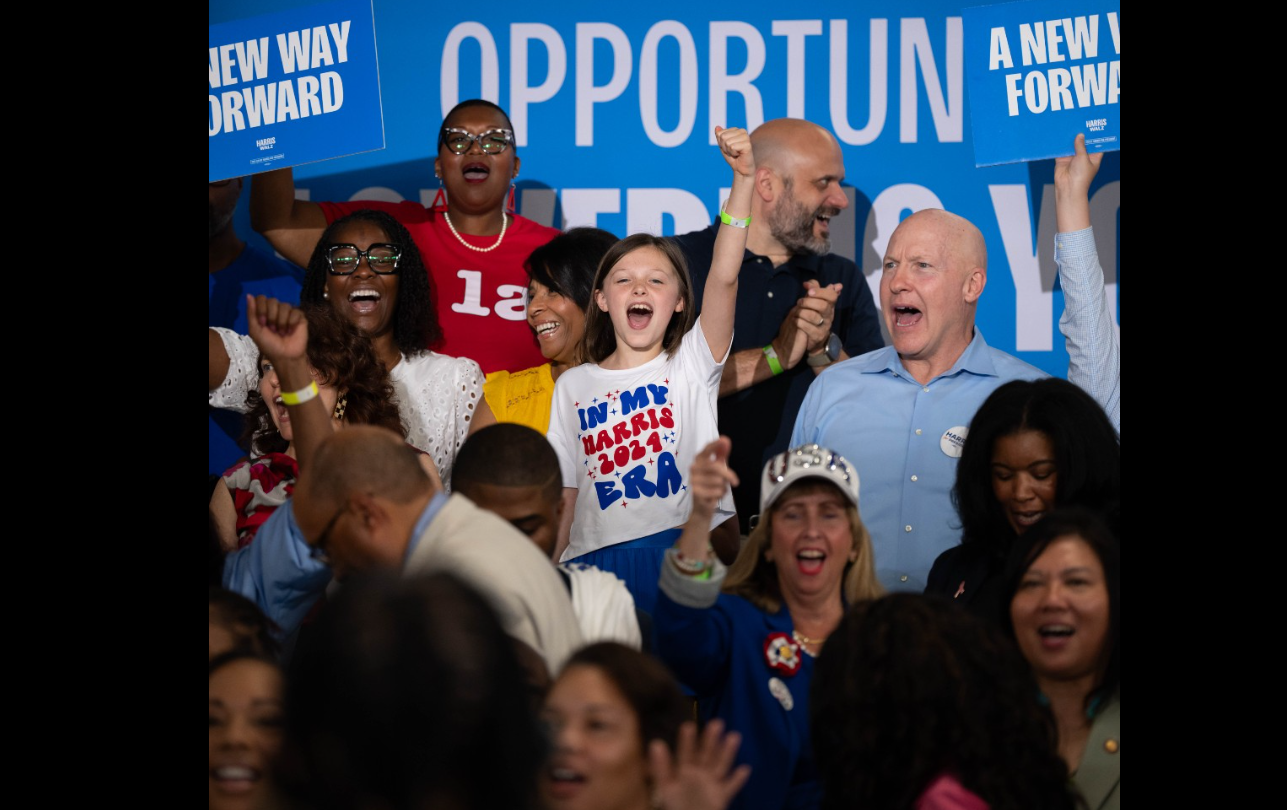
273, 395, 290, 426
892, 305, 923, 329
814, 206, 840, 235
348, 288, 381, 315
544, 764, 587, 800
796, 548, 826, 575
626, 302, 654, 330
1037, 623, 1075, 650
462, 161, 491, 184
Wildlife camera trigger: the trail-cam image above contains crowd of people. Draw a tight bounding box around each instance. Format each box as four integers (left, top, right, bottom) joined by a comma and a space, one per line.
209, 99, 1120, 810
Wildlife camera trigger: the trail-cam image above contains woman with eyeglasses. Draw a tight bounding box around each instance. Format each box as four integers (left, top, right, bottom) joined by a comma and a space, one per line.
211, 209, 492, 489
251, 99, 559, 376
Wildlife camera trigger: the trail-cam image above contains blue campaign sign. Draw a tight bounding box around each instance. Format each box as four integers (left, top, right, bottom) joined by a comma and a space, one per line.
208, 0, 384, 182
217, 0, 1121, 380
963, 0, 1119, 166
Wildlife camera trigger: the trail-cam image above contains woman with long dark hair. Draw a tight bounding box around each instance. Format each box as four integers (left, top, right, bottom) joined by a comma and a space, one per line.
211, 209, 492, 486
1003, 507, 1120, 809
927, 377, 1119, 621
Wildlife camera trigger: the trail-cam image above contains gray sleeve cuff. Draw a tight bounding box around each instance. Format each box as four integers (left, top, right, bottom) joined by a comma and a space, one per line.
658, 548, 728, 608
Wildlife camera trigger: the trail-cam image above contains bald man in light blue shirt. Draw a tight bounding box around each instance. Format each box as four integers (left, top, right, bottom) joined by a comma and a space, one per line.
791, 209, 1046, 591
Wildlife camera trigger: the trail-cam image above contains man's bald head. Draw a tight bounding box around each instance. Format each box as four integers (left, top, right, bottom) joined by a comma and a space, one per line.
305, 425, 431, 507
293, 426, 435, 577
900, 208, 988, 274
751, 119, 839, 175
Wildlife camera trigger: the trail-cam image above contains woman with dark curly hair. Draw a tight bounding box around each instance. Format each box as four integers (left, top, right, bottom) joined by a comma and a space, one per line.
1003, 508, 1119, 810
211, 209, 496, 486
210, 304, 404, 550
926, 377, 1119, 622
812, 593, 1076, 810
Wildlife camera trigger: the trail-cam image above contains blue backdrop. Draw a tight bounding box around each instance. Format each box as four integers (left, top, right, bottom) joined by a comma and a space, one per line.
210, 0, 1120, 378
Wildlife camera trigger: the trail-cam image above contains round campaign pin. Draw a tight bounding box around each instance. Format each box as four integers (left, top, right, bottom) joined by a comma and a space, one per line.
940, 426, 968, 458
768, 676, 794, 711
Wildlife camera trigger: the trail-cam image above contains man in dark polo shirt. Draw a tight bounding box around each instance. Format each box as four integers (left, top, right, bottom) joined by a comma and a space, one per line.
673, 119, 883, 533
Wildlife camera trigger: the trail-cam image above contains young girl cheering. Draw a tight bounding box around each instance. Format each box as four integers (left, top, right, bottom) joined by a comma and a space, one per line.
546, 126, 754, 614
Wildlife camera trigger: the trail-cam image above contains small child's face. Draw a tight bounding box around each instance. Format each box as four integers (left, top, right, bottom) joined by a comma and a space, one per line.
595, 246, 685, 354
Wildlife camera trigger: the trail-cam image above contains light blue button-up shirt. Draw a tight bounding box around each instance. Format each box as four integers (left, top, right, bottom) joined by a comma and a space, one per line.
791, 330, 1046, 592
1056, 227, 1119, 432
223, 491, 449, 639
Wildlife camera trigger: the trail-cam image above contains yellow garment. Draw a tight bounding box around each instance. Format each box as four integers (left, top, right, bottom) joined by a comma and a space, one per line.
483, 363, 556, 434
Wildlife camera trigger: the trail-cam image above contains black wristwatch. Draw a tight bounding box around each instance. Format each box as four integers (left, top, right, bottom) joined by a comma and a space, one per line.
807, 333, 842, 367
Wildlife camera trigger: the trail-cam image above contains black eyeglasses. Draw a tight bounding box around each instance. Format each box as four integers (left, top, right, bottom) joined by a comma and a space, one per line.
439, 127, 515, 155
309, 503, 348, 566
326, 243, 401, 275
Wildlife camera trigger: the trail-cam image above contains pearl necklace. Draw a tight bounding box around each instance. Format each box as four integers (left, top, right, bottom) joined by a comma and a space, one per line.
792, 630, 826, 657
443, 211, 508, 253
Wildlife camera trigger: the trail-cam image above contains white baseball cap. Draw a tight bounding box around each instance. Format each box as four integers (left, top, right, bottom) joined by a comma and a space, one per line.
758, 444, 860, 515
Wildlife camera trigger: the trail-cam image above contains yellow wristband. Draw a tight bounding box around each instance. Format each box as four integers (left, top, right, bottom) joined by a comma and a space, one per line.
281, 381, 319, 405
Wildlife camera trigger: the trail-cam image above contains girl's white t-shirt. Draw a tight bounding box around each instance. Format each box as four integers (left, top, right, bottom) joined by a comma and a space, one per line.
547, 317, 734, 560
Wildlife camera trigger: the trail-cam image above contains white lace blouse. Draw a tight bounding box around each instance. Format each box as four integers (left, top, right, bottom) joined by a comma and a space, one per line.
209, 328, 484, 487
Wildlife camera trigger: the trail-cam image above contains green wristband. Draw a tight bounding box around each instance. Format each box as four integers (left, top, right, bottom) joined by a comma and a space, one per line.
763, 344, 784, 376
719, 210, 751, 229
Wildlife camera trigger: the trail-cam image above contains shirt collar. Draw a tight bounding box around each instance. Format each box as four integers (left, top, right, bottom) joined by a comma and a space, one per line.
403, 489, 449, 564
872, 328, 1000, 381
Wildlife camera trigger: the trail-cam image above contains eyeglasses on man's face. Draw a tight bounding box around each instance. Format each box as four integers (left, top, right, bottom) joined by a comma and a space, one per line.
308, 502, 350, 566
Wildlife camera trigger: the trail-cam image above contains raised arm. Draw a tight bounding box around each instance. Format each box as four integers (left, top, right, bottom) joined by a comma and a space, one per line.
653, 437, 740, 692
245, 296, 332, 472
674, 437, 739, 564
249, 168, 329, 267
1053, 134, 1119, 430
699, 127, 755, 362
1053, 133, 1101, 232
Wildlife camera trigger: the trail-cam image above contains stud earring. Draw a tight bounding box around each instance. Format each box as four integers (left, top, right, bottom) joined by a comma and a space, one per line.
323, 289, 329, 300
